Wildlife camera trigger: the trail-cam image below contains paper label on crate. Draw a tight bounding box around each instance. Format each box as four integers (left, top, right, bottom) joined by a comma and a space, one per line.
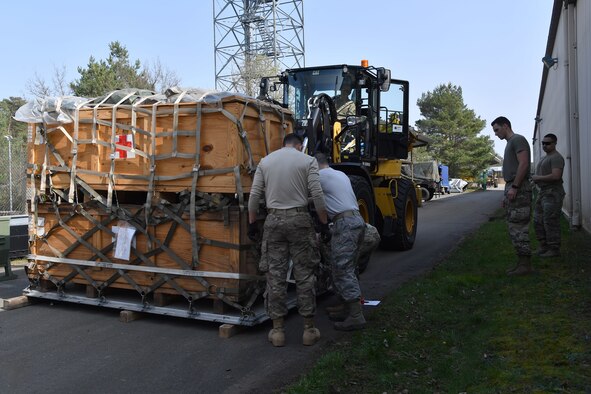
36, 217, 45, 237
113, 224, 136, 261
32, 125, 44, 145
115, 134, 136, 159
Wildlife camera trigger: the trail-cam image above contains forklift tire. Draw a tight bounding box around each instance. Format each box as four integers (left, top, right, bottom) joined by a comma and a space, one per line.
420, 187, 430, 201
349, 175, 375, 225
380, 178, 418, 251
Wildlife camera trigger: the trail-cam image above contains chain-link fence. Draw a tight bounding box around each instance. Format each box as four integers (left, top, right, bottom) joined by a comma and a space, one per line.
0, 138, 28, 215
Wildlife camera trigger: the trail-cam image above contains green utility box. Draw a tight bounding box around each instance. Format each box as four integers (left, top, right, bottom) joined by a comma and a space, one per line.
0, 216, 17, 281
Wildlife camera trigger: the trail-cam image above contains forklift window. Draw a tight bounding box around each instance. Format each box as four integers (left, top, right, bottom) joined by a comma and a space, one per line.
286, 69, 358, 120
379, 83, 405, 133
377, 82, 408, 159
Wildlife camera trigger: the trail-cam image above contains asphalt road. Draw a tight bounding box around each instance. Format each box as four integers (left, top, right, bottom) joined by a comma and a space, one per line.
0, 189, 504, 394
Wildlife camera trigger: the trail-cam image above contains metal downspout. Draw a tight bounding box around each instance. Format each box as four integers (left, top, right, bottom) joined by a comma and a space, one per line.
565, 0, 581, 228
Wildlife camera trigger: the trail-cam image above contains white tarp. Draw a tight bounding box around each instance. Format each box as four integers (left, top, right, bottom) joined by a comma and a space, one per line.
13, 87, 259, 126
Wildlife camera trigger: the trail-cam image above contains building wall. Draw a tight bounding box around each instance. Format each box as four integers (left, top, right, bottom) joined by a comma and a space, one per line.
536, 7, 571, 217
576, 0, 591, 232
536, 0, 591, 233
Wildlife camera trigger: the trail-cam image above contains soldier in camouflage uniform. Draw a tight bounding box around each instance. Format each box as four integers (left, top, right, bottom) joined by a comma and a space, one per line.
248, 134, 330, 347
357, 223, 381, 272
532, 133, 565, 257
492, 116, 533, 275
321, 223, 380, 272
316, 153, 376, 331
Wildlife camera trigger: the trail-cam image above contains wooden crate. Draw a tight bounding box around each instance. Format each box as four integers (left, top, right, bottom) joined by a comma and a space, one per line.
29, 201, 260, 302
28, 95, 291, 194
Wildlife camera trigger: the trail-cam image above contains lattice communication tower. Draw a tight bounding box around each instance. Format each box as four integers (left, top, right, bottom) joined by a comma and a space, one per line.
213, 0, 305, 92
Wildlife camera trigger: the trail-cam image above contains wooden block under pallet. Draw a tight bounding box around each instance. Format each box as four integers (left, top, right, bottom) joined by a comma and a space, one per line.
120, 310, 142, 323
218, 323, 242, 339
153, 292, 174, 307
0, 296, 33, 310
86, 285, 99, 298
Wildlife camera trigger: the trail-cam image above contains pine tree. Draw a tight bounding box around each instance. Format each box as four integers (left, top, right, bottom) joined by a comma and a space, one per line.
416, 83, 494, 179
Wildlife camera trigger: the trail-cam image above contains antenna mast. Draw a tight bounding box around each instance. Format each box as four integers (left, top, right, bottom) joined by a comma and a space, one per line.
213, 0, 305, 92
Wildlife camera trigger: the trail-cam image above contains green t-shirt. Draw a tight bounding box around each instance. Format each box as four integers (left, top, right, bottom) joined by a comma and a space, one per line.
502, 133, 530, 182
535, 151, 565, 188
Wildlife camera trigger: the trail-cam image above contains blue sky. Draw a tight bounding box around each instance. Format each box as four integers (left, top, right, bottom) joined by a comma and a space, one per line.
0, 0, 553, 155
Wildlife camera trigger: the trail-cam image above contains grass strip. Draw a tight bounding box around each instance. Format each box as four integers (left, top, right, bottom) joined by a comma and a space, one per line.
288, 214, 591, 393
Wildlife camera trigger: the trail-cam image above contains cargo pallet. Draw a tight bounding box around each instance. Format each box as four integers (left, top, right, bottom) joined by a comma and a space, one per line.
21, 89, 302, 327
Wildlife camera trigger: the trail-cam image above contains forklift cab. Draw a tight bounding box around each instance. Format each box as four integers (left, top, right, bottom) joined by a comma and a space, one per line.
260, 63, 410, 164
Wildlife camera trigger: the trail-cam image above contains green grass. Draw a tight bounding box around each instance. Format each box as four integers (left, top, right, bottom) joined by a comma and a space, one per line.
287, 213, 591, 393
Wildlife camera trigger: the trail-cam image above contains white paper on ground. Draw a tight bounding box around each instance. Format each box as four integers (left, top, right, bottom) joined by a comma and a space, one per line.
362, 300, 381, 306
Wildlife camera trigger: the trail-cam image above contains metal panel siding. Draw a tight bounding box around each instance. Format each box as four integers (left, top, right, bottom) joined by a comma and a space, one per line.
538, 11, 572, 216
536, 2, 591, 233
576, 0, 591, 232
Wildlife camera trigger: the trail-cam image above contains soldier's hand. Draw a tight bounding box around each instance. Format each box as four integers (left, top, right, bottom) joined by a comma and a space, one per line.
320, 223, 332, 243
248, 222, 260, 242
507, 187, 517, 201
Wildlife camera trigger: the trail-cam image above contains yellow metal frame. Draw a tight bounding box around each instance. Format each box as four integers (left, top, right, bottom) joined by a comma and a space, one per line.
374, 179, 398, 218
374, 159, 402, 178
332, 122, 342, 163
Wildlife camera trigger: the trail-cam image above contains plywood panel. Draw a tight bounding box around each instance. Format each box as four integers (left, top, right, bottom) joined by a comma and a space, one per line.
28, 95, 291, 194
30, 201, 259, 301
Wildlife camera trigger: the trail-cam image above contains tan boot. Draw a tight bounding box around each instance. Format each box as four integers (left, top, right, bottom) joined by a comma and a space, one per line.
334, 301, 366, 331
268, 318, 285, 347
507, 255, 534, 276
302, 317, 320, 346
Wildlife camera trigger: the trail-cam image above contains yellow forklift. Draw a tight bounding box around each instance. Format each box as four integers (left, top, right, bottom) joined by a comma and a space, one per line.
259, 60, 420, 252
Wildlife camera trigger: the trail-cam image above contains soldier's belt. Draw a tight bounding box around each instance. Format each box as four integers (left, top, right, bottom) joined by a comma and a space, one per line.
267, 206, 309, 215
332, 210, 359, 222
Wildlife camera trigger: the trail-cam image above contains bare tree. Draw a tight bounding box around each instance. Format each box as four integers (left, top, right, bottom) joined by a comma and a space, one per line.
26, 66, 71, 98
52, 65, 69, 96
26, 72, 52, 98
144, 58, 182, 93
233, 54, 280, 97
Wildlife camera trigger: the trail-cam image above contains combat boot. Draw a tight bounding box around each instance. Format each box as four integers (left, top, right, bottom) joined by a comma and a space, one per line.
505, 260, 520, 274
334, 301, 366, 331
268, 318, 285, 347
302, 317, 320, 346
507, 255, 534, 276
325, 303, 346, 314
539, 248, 560, 258
328, 303, 350, 322
536, 241, 549, 256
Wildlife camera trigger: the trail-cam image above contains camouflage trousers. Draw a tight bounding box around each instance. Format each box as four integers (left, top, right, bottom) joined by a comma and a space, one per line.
504, 182, 532, 256
319, 221, 379, 298
260, 212, 319, 320
359, 223, 381, 260
327, 212, 366, 302
533, 186, 565, 249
